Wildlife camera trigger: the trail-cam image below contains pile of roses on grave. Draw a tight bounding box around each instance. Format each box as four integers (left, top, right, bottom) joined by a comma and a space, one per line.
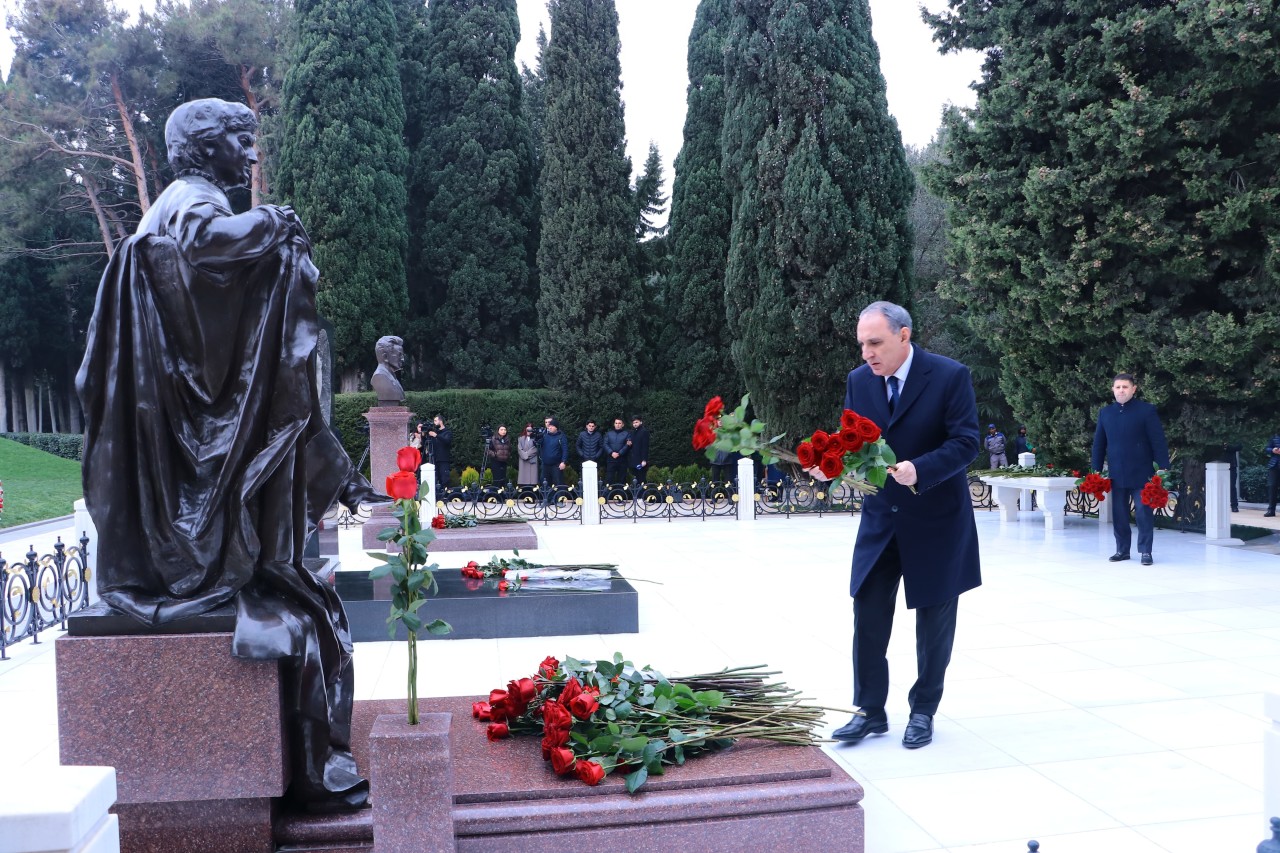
458, 552, 617, 593
474, 653, 835, 792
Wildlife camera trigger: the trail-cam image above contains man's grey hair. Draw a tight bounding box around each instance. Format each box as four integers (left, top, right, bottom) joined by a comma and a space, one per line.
860, 301, 913, 333
375, 335, 404, 364
165, 98, 258, 173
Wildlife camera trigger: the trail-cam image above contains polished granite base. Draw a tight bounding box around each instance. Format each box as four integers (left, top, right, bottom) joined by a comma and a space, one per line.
334, 568, 639, 642
273, 697, 864, 853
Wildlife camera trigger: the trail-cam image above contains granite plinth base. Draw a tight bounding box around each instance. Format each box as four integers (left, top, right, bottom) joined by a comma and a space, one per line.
275, 697, 864, 853
361, 504, 399, 549
56, 629, 288, 803
424, 523, 539, 552
115, 797, 274, 853
57, 622, 288, 852
334, 569, 638, 642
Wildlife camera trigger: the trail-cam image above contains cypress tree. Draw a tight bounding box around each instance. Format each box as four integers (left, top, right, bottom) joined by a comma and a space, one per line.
660, 0, 738, 399
536, 0, 641, 401
925, 1, 1280, 465
410, 0, 537, 389
721, 0, 913, 442
275, 0, 409, 387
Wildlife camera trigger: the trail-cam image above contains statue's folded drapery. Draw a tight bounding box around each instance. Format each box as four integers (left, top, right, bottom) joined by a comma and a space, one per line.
77, 176, 367, 808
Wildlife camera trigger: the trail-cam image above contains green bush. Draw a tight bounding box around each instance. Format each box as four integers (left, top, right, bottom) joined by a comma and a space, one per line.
646, 465, 671, 484
1240, 464, 1267, 503
671, 464, 707, 484
1, 432, 84, 461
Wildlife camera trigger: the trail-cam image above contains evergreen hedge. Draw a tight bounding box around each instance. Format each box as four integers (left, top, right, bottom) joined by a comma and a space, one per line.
1, 432, 84, 461
333, 388, 710, 475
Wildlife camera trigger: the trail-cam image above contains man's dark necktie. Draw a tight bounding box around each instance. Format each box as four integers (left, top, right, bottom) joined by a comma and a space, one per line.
887, 375, 899, 414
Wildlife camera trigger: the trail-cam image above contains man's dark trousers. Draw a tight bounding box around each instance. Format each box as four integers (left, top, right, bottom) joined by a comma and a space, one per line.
1110, 486, 1154, 555
853, 537, 958, 715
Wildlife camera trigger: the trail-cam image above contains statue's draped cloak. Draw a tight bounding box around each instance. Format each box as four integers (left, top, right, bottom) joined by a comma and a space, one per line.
76, 176, 366, 807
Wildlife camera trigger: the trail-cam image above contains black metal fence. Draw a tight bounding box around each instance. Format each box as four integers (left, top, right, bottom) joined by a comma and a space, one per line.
0, 534, 91, 660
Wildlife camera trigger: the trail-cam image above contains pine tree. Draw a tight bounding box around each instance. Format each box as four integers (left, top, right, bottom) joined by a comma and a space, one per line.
660, 0, 738, 400
925, 0, 1280, 466
411, 0, 537, 388
275, 0, 409, 387
634, 142, 668, 240
536, 0, 640, 401
721, 0, 913, 442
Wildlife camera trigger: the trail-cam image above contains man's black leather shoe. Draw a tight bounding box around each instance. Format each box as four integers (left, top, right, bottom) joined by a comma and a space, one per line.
1108, 552, 1130, 562
1265, 511, 1276, 518
831, 710, 888, 743
1141, 553, 1153, 565
902, 713, 933, 749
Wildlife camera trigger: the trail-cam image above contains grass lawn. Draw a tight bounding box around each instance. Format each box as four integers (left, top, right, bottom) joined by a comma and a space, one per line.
0, 438, 83, 528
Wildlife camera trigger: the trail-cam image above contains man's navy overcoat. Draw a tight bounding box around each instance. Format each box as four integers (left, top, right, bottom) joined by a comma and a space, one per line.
844, 346, 982, 609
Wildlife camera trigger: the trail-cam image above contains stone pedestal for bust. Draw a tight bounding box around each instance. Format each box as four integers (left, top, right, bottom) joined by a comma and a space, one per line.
362, 406, 413, 548
56, 610, 287, 852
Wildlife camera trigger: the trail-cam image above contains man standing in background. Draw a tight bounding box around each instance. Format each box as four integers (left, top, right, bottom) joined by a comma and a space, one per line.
1091, 373, 1170, 565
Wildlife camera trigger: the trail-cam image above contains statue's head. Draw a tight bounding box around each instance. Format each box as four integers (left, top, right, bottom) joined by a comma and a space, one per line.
375, 335, 405, 370
165, 99, 259, 190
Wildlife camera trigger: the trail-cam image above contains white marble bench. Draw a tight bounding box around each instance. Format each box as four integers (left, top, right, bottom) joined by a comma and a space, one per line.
979, 475, 1079, 531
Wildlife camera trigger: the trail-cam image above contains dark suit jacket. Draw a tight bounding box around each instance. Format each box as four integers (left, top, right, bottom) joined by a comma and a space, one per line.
844, 346, 982, 609
1090, 400, 1169, 488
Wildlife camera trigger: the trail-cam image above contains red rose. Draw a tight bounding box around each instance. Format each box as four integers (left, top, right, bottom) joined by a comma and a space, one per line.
538, 656, 560, 680
550, 747, 577, 775
541, 699, 573, 736
1047, 463, 1054, 469
560, 677, 584, 706
692, 416, 716, 451
568, 692, 599, 720
541, 733, 558, 759
1072, 470, 1081, 477
431, 513, 446, 529
809, 430, 832, 454
486, 722, 509, 741
396, 446, 422, 473
488, 689, 510, 722
471, 701, 491, 720
385, 470, 418, 500
840, 409, 860, 432
818, 451, 844, 480
498, 579, 509, 592
575, 759, 606, 786
704, 396, 725, 419
853, 417, 880, 443
839, 428, 864, 453
505, 677, 537, 716
796, 441, 817, 468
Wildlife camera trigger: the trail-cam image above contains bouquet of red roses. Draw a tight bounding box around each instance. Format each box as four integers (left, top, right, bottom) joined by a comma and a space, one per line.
1075, 471, 1112, 502
794, 409, 901, 494
476, 654, 834, 793
1140, 473, 1170, 509
691, 394, 782, 464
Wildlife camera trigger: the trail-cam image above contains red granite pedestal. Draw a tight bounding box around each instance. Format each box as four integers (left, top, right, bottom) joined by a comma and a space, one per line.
425, 523, 538, 552
277, 697, 865, 852
361, 406, 413, 548
56, 632, 287, 853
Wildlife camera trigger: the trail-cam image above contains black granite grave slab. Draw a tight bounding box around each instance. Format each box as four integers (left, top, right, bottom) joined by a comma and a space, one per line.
335, 568, 639, 642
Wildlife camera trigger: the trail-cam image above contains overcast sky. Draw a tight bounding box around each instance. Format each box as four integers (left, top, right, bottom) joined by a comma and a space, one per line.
2, 0, 983, 186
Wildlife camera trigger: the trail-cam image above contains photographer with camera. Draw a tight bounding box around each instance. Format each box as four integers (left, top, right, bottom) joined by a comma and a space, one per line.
426, 415, 453, 494
485, 424, 511, 485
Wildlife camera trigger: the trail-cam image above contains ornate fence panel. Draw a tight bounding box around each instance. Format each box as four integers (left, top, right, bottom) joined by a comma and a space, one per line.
436, 482, 585, 524
1, 534, 92, 660
597, 479, 740, 523
755, 475, 865, 517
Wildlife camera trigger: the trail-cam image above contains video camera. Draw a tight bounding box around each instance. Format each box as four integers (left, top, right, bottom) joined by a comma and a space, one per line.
479, 423, 494, 442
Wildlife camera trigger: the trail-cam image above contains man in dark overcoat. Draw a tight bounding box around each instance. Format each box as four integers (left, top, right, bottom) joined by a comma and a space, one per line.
830, 301, 981, 749
1091, 373, 1169, 565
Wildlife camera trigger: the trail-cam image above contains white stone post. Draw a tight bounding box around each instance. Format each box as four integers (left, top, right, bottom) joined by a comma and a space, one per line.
1016, 452, 1035, 514
581, 461, 600, 525
1017, 452, 1036, 467
72, 498, 100, 605
1205, 461, 1232, 541
736, 457, 755, 523
423, 463, 438, 512
1267, 693, 1280, 826
0, 765, 119, 853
